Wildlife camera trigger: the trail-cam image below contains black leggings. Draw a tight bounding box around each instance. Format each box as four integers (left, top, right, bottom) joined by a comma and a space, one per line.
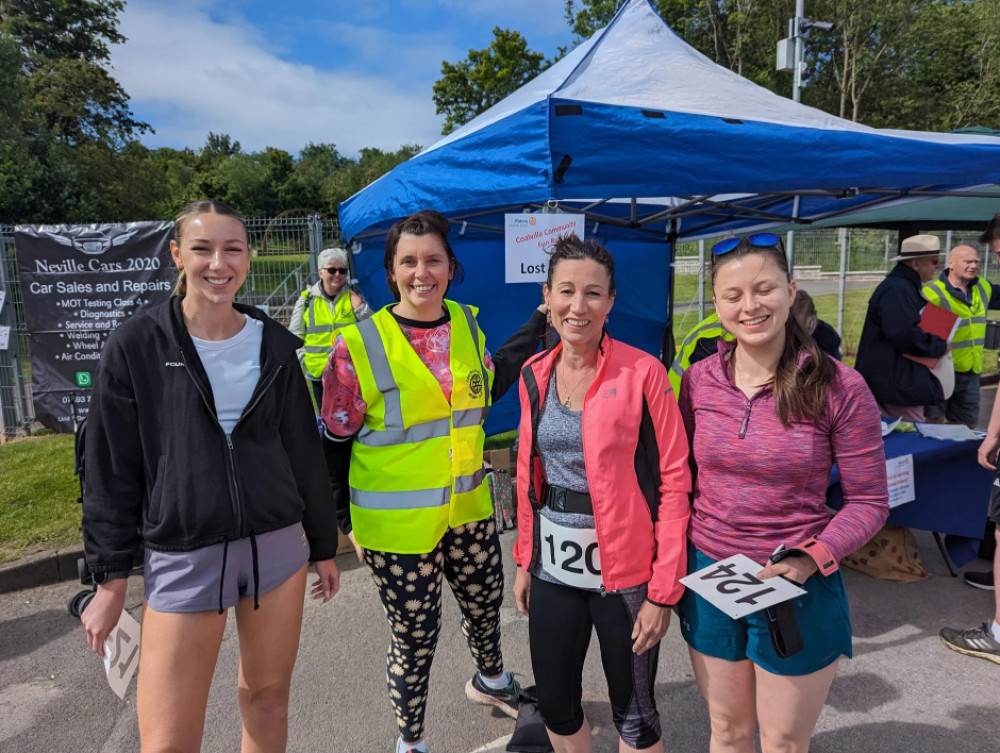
529, 575, 662, 749
365, 517, 505, 743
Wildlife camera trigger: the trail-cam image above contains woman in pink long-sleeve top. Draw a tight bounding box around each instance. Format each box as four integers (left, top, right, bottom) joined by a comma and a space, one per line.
678, 233, 889, 753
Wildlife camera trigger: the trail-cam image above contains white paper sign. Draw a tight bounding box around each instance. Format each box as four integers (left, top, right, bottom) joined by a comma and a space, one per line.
885, 453, 916, 509
679, 553, 806, 620
102, 609, 141, 699
538, 514, 602, 590
504, 214, 583, 283
0, 326, 9, 351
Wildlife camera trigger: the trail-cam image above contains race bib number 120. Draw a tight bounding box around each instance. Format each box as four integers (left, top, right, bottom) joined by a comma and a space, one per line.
538, 515, 602, 590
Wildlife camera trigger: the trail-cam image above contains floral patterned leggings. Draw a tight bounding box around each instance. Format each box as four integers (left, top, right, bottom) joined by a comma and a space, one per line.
363, 516, 506, 743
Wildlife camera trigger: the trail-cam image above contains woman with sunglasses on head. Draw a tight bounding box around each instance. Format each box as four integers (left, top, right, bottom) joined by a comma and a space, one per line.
677, 234, 889, 753
321, 209, 547, 753
513, 235, 692, 753
81, 200, 341, 753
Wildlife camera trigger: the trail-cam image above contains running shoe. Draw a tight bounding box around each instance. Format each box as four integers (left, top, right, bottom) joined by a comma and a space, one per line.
939, 621, 1000, 665
963, 570, 995, 591
465, 673, 522, 718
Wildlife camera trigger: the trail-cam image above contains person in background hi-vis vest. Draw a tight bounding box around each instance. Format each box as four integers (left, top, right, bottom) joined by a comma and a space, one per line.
321, 209, 547, 753
290, 246, 373, 542
289, 246, 373, 407
668, 312, 733, 396
923, 244, 1000, 428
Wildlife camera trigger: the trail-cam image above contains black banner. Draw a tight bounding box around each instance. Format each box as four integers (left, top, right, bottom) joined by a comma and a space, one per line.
16, 222, 174, 432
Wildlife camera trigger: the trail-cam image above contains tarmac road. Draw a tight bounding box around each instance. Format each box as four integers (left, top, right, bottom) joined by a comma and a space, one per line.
1, 526, 998, 753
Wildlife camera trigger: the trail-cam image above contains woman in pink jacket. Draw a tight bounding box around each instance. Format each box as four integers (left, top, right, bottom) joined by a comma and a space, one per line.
512, 235, 691, 753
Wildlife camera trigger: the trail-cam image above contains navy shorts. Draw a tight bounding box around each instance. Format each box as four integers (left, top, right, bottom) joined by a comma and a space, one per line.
925, 370, 980, 426
144, 522, 310, 613
990, 467, 1000, 524
679, 547, 852, 676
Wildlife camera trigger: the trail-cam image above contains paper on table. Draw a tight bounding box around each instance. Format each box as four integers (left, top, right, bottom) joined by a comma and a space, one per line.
880, 418, 901, 437
914, 422, 981, 441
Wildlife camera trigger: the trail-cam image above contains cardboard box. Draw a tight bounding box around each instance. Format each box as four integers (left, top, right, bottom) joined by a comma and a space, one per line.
336, 530, 355, 556
484, 448, 511, 475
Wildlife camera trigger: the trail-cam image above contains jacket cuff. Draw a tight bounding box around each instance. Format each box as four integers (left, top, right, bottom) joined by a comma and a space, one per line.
645, 596, 676, 608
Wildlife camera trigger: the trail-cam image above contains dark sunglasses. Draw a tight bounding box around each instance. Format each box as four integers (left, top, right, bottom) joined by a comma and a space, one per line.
712, 233, 782, 256
324, 266, 348, 275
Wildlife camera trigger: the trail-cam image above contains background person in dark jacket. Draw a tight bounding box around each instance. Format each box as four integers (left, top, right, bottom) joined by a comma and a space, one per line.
854, 234, 949, 421
81, 200, 340, 753
791, 290, 841, 360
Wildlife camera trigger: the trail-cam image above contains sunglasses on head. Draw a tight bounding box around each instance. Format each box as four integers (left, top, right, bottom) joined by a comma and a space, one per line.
712, 233, 782, 256
324, 266, 348, 275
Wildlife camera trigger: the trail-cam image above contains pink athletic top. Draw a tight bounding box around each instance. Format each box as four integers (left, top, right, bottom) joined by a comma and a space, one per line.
321, 311, 494, 437
678, 341, 889, 566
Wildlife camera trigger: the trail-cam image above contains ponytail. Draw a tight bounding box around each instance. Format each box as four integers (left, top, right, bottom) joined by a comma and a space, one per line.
772, 311, 835, 427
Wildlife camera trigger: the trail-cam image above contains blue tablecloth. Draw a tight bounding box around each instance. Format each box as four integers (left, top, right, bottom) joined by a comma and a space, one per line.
828, 431, 993, 568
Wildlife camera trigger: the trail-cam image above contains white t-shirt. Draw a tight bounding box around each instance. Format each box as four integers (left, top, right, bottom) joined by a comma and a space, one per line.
190, 316, 264, 435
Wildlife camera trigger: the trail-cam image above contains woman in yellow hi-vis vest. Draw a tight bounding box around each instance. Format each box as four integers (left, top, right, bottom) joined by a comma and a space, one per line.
322, 210, 547, 753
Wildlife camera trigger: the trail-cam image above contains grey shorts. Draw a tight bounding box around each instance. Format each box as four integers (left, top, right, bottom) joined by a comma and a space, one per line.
144, 523, 310, 613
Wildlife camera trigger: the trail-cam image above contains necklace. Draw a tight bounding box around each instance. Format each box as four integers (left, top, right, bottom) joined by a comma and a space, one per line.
557, 363, 593, 409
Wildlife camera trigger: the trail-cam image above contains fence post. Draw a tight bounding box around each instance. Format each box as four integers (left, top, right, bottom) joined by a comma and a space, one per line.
697, 239, 705, 320
307, 214, 323, 277
837, 227, 848, 336
0, 234, 29, 437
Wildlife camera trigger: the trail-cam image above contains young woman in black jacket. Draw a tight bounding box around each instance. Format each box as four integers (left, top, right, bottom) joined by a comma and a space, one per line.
81, 200, 340, 753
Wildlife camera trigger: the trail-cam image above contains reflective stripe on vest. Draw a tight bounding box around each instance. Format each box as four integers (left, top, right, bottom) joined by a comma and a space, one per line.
923, 278, 992, 373
301, 289, 356, 377
668, 313, 731, 395
342, 301, 493, 552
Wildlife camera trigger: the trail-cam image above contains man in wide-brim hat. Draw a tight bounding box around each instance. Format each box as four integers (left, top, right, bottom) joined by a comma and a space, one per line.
855, 234, 949, 421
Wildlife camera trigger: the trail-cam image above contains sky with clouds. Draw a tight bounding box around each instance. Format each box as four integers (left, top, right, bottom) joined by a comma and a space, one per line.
109, 1, 574, 158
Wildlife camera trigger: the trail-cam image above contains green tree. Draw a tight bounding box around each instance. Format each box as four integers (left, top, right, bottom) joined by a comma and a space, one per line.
1, 0, 150, 147
325, 145, 422, 212
281, 142, 352, 212
432, 27, 548, 135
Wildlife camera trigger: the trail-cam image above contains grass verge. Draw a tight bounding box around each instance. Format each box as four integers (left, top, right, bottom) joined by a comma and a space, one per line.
0, 434, 81, 565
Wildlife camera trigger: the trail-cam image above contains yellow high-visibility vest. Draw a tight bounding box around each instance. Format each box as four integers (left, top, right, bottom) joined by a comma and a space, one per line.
668, 312, 733, 396
923, 278, 991, 373
301, 289, 356, 378
339, 300, 493, 553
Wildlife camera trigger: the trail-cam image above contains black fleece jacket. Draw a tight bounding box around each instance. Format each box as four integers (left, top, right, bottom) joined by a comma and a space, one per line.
83, 297, 338, 575
855, 262, 948, 407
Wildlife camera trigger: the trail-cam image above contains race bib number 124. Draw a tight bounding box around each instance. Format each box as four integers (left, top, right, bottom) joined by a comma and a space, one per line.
679, 553, 806, 620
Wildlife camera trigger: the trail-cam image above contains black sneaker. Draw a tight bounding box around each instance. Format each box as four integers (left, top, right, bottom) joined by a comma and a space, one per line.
465, 673, 521, 718
964, 570, 995, 591
940, 622, 1000, 665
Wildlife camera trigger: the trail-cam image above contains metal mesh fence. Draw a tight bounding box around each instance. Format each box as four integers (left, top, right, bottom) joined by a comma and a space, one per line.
0, 214, 337, 437
671, 228, 999, 362
0, 219, 994, 436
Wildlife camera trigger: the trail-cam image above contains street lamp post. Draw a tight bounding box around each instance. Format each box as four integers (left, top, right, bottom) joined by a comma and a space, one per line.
776, 0, 835, 268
